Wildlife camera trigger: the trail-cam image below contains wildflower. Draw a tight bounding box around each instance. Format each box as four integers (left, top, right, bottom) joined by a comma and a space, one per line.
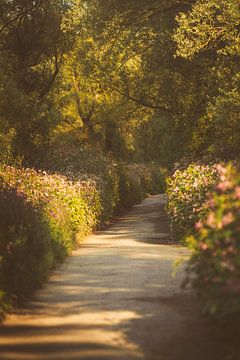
206, 212, 216, 228
195, 221, 203, 231
234, 186, 240, 200
199, 242, 208, 250
222, 212, 234, 227
216, 181, 231, 192
208, 198, 215, 209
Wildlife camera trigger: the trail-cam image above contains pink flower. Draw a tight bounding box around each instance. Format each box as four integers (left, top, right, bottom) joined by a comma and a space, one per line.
222, 212, 234, 227
200, 243, 208, 250
216, 181, 231, 192
195, 221, 203, 231
206, 213, 215, 228
234, 186, 240, 199
208, 198, 215, 209
215, 164, 227, 178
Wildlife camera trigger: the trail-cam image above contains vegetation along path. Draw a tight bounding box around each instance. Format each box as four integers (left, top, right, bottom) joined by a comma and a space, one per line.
0, 195, 227, 360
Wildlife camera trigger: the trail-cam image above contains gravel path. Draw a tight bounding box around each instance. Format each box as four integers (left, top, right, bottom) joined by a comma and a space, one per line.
0, 195, 226, 360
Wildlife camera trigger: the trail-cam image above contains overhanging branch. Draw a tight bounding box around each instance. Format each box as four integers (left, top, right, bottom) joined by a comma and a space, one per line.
115, 88, 176, 114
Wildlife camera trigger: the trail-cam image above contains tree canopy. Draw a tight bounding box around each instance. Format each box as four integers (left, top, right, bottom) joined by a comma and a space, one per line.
0, 0, 239, 167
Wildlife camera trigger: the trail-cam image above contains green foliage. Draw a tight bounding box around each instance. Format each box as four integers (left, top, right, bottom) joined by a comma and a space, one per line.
186, 164, 240, 318
43, 146, 167, 220
174, 0, 240, 59
53, 0, 202, 166
0, 0, 239, 329
0, 0, 71, 164
173, 0, 240, 162
0, 166, 100, 307
0, 187, 60, 301
0, 128, 16, 165
166, 163, 219, 240
0, 0, 239, 167
0, 161, 164, 315
117, 164, 155, 210
167, 163, 240, 320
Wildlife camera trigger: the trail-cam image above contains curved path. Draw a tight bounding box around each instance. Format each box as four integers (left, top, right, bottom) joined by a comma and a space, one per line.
0, 195, 226, 359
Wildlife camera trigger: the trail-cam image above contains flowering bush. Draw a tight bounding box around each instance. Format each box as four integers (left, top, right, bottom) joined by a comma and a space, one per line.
0, 166, 101, 313
44, 147, 167, 221
0, 166, 101, 244
0, 187, 57, 305
186, 164, 240, 318
0, 161, 166, 316
166, 164, 219, 240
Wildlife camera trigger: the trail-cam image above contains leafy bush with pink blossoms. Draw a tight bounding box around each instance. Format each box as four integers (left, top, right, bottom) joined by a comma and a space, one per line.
44, 148, 167, 221
167, 162, 240, 320
186, 164, 240, 318
0, 166, 101, 317
0, 162, 166, 318
166, 164, 220, 240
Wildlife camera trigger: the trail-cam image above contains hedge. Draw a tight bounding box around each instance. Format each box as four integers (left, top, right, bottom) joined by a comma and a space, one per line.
186, 164, 240, 318
167, 162, 240, 320
0, 162, 166, 318
166, 163, 219, 240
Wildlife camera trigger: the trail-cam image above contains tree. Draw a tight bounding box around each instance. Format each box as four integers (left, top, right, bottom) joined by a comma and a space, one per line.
174, 0, 240, 160
0, 0, 71, 163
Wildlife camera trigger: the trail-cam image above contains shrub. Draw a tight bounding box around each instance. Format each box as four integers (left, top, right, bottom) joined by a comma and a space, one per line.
0, 166, 101, 310
0, 161, 166, 316
186, 164, 240, 318
0, 187, 59, 302
44, 147, 167, 221
117, 165, 144, 210
117, 163, 167, 211
166, 163, 219, 240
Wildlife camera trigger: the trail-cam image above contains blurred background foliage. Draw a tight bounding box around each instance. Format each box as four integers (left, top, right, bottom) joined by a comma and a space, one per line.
0, 0, 238, 168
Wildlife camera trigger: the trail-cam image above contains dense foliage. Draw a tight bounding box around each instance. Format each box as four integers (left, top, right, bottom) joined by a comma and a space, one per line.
0, 162, 165, 317
167, 163, 240, 322
167, 164, 219, 239
186, 164, 240, 318
0, 166, 99, 314
0, 0, 238, 167
0, 0, 239, 331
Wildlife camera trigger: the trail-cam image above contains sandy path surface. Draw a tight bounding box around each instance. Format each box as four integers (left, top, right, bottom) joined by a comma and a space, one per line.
0, 195, 227, 360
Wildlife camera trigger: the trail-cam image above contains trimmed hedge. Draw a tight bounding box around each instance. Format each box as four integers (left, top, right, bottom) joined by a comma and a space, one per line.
0, 162, 166, 318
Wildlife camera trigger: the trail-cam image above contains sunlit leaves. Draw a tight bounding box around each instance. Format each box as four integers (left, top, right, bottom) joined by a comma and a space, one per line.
174, 0, 240, 59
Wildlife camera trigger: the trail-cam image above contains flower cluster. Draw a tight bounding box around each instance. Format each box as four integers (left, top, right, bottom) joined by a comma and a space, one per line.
0, 166, 101, 241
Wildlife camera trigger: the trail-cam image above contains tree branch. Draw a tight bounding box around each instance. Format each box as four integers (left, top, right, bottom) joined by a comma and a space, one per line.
114, 88, 176, 114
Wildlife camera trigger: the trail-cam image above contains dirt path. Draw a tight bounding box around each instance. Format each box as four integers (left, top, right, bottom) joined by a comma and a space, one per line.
0, 195, 227, 360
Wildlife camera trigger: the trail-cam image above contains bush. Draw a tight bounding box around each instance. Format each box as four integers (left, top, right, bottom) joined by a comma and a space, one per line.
0, 187, 59, 302
166, 163, 219, 240
186, 164, 240, 318
0, 166, 101, 311
117, 165, 144, 210
0, 161, 166, 316
44, 147, 167, 221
